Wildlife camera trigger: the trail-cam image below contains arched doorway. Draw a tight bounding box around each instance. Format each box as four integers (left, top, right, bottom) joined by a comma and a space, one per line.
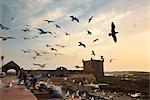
7, 69, 17, 76
2, 61, 21, 76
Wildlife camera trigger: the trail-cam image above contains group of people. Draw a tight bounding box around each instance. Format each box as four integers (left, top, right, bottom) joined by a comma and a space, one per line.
18, 68, 37, 89
17, 68, 63, 99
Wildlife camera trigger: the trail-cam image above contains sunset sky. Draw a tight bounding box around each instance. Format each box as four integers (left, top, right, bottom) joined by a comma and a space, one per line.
0, 0, 149, 72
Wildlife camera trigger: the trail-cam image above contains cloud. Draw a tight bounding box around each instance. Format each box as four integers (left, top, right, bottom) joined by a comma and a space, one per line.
0, 0, 149, 71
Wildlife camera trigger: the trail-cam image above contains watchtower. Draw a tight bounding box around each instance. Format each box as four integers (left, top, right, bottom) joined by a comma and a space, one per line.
82, 56, 104, 83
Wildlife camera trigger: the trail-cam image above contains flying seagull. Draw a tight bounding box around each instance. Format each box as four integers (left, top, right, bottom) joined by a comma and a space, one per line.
44, 19, 54, 23
0, 24, 10, 30
70, 16, 79, 23
36, 28, 52, 34
50, 48, 57, 52
43, 51, 49, 55
109, 22, 118, 43
110, 59, 116, 63
88, 16, 93, 23
33, 50, 42, 56
54, 53, 63, 56
87, 30, 92, 35
46, 44, 52, 47
22, 49, 31, 53
55, 44, 66, 48
78, 42, 86, 48
55, 24, 61, 29
93, 39, 99, 43
33, 63, 47, 68
91, 51, 95, 56
11, 17, 14, 20
0, 36, 15, 41
36, 28, 47, 34
23, 37, 30, 40
22, 28, 30, 32
65, 32, 70, 36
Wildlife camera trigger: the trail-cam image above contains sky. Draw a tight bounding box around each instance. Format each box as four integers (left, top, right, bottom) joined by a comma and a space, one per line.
0, 0, 150, 72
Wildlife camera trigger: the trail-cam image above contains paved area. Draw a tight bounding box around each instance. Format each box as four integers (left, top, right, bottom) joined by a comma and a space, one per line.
0, 76, 37, 100
0, 87, 37, 100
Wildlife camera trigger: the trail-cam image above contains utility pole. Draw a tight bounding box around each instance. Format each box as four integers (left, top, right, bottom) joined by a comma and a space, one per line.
1, 56, 4, 72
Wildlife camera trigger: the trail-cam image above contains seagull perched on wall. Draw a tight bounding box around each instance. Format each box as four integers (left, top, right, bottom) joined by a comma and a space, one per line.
75, 66, 83, 69
109, 22, 118, 43
75, 65, 80, 68
88, 16, 93, 23
78, 42, 86, 48
70, 16, 79, 23
65, 91, 70, 97
0, 36, 15, 41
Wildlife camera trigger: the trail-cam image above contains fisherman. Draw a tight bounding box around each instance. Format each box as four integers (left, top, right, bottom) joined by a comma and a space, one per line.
31, 74, 37, 89
18, 68, 27, 85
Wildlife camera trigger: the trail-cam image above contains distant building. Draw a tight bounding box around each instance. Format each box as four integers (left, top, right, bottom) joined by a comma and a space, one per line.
1, 61, 21, 75
82, 56, 104, 83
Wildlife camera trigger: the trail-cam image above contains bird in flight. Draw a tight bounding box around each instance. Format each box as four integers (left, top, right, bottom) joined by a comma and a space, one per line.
91, 51, 95, 56
22, 28, 30, 32
0, 36, 15, 41
43, 51, 49, 55
46, 44, 52, 47
36, 28, 52, 34
65, 32, 70, 36
87, 30, 92, 35
93, 39, 99, 43
109, 22, 118, 43
11, 17, 14, 20
55, 24, 61, 29
0, 24, 10, 30
31, 56, 36, 60
110, 59, 116, 63
55, 44, 66, 48
78, 42, 86, 48
33, 63, 47, 68
88, 16, 93, 23
23, 37, 30, 40
22, 49, 31, 53
44, 19, 54, 23
33, 50, 42, 56
54, 53, 63, 56
60, 45, 66, 48
70, 16, 79, 23
50, 48, 57, 52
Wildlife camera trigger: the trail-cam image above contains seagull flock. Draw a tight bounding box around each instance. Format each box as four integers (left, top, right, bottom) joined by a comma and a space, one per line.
0, 15, 118, 68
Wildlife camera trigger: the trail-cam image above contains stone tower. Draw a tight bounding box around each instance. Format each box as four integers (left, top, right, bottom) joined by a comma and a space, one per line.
82, 56, 104, 83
